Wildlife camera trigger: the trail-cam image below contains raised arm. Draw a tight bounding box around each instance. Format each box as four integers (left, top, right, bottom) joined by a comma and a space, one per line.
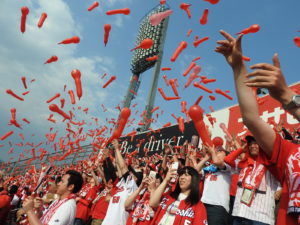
215, 30, 276, 157
112, 139, 128, 176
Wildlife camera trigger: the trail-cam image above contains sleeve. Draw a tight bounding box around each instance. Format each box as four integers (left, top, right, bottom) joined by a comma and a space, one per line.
193, 202, 207, 225
48, 200, 76, 225
224, 148, 243, 168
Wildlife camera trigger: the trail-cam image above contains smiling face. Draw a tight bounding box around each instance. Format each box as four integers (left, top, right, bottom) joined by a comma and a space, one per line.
248, 141, 259, 157
178, 171, 192, 193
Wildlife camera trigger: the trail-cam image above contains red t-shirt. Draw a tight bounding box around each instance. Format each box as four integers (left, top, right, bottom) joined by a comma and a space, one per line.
76, 185, 97, 222
0, 192, 12, 225
269, 133, 299, 225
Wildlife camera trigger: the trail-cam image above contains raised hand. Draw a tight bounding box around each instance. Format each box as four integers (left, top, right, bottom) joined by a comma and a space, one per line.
215, 30, 244, 68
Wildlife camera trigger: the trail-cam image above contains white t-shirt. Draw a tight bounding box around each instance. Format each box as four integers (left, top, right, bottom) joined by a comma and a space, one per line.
44, 199, 76, 225
201, 163, 232, 212
102, 174, 137, 225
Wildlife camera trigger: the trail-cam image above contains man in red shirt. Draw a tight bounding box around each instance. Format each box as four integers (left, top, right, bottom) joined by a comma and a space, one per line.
0, 185, 18, 225
215, 30, 300, 225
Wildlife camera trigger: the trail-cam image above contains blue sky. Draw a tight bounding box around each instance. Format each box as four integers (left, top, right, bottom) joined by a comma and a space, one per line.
0, 0, 299, 162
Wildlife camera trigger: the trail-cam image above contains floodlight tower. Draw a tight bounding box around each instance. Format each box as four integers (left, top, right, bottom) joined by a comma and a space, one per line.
123, 4, 170, 132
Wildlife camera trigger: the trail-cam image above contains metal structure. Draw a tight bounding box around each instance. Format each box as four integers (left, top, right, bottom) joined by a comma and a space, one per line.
123, 4, 170, 131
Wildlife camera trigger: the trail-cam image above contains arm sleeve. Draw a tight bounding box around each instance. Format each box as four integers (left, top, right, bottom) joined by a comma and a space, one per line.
48, 200, 76, 225
224, 148, 243, 167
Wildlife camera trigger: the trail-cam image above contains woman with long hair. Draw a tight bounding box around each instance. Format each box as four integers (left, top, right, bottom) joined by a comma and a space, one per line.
149, 166, 207, 225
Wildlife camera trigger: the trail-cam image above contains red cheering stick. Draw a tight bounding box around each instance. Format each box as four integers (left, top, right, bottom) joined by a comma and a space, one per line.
181, 101, 187, 113
44, 56, 58, 64
242, 55, 251, 61
219, 123, 232, 141
157, 88, 180, 101
183, 62, 196, 76
131, 38, 153, 51
22, 91, 30, 95
187, 29, 192, 37
21, 76, 27, 89
160, 0, 166, 4
193, 82, 213, 93
200, 9, 209, 25
22, 118, 30, 124
88, 1, 99, 11
170, 41, 188, 62
6, 89, 24, 101
151, 106, 160, 114
195, 95, 203, 105
209, 95, 216, 101
68, 90, 76, 104
202, 78, 216, 84
193, 36, 209, 47
185, 65, 201, 88
20, 6, 29, 33
60, 98, 65, 108
49, 104, 71, 120
192, 56, 201, 62
163, 75, 169, 86
177, 117, 185, 133
149, 10, 173, 26
162, 67, 171, 71
104, 24, 111, 46
236, 24, 260, 35
165, 96, 180, 101
146, 55, 158, 61
103, 76, 116, 88
0, 131, 14, 141
46, 93, 60, 103
215, 88, 233, 100
203, 0, 219, 4
169, 79, 179, 96
110, 107, 131, 141
188, 105, 212, 146
71, 69, 82, 100
38, 13, 47, 28
106, 8, 130, 15
163, 122, 171, 128
58, 36, 80, 44
180, 3, 192, 18
294, 37, 300, 47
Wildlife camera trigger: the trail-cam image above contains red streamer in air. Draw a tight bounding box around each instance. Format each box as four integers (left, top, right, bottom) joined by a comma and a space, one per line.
0, 131, 14, 141
169, 79, 179, 96
200, 9, 209, 25
88, 1, 99, 11
185, 65, 201, 88
58, 36, 80, 44
163, 75, 169, 86
183, 62, 196, 77
236, 24, 260, 35
131, 38, 153, 51
151, 106, 160, 114
22, 118, 30, 124
149, 10, 172, 26
44, 56, 58, 64
162, 67, 171, 71
60, 98, 65, 108
68, 90, 76, 104
181, 101, 187, 113
193, 82, 213, 93
203, 0, 219, 4
192, 56, 201, 62
209, 95, 216, 101
6, 89, 24, 101
46, 93, 60, 103
106, 8, 130, 15
71, 69, 82, 100
104, 24, 111, 46
38, 12, 47, 28
49, 104, 70, 120
202, 78, 216, 84
146, 55, 158, 61
187, 29, 192, 37
195, 95, 203, 105
21, 77, 27, 89
215, 88, 233, 100
177, 117, 185, 133
22, 91, 30, 95
193, 36, 209, 47
188, 105, 212, 146
180, 3, 192, 18
158, 88, 180, 101
110, 107, 131, 141
294, 37, 300, 47
103, 76, 116, 88
242, 56, 251, 61
170, 41, 188, 62
219, 123, 232, 140
163, 122, 171, 128
20, 6, 29, 33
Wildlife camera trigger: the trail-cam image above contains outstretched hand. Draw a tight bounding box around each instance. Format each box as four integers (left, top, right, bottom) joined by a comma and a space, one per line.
244, 53, 290, 102
215, 30, 244, 68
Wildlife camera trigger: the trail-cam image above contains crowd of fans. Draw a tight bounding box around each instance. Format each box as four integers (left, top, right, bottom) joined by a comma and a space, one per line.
0, 30, 300, 225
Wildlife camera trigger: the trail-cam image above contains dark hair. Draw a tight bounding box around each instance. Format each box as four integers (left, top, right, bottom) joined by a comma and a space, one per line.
55, 176, 62, 185
9, 185, 18, 195
170, 166, 200, 206
66, 170, 83, 193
